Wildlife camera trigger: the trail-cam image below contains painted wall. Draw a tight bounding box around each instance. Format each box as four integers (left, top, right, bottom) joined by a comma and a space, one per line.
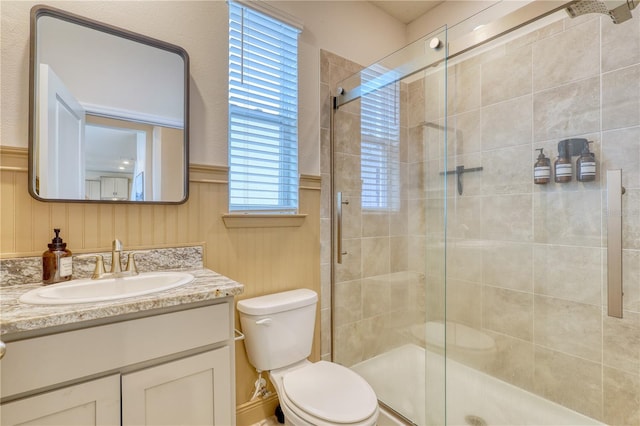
1, 0, 406, 175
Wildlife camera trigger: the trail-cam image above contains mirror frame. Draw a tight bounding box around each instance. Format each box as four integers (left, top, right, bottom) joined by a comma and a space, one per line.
29, 5, 190, 204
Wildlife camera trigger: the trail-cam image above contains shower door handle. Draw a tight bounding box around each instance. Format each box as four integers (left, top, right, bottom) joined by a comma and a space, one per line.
336, 192, 348, 264
607, 169, 623, 318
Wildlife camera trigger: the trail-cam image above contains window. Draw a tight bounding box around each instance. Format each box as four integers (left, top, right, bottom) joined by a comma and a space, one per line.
228, 1, 300, 213
360, 68, 401, 212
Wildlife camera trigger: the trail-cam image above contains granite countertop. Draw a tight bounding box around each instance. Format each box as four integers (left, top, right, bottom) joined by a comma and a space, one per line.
0, 268, 244, 338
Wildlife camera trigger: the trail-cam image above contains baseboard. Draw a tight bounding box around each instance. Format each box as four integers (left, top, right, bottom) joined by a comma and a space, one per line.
236, 394, 280, 426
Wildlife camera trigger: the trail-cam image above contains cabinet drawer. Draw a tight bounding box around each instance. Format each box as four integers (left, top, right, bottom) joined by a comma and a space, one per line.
1, 302, 230, 399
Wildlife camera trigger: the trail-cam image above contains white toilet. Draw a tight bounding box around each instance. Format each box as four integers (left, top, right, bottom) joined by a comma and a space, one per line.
237, 289, 379, 426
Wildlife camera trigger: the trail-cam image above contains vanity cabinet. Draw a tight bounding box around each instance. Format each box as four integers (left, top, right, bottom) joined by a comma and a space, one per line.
0, 300, 235, 426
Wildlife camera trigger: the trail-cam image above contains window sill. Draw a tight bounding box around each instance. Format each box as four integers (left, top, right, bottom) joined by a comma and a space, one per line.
222, 214, 307, 228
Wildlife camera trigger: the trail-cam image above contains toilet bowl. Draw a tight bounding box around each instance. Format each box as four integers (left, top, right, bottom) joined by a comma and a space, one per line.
237, 289, 378, 426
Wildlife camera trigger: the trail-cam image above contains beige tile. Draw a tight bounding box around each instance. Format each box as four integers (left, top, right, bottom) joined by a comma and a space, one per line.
481, 194, 533, 242
334, 153, 362, 194
333, 110, 361, 155
362, 211, 389, 238
340, 194, 361, 239
334, 322, 363, 367
481, 45, 532, 106
483, 241, 533, 292
603, 309, 640, 374
601, 15, 640, 73
603, 366, 640, 426
362, 276, 390, 318
533, 346, 603, 421
601, 127, 640, 191
483, 286, 534, 341
389, 236, 408, 273
389, 199, 408, 237
446, 240, 483, 283
446, 195, 482, 240
446, 279, 482, 327
623, 189, 640, 250
533, 77, 600, 142
481, 95, 533, 151
533, 190, 602, 247
480, 144, 532, 195
602, 65, 640, 131
533, 244, 602, 305
623, 249, 640, 312
335, 238, 361, 282
408, 235, 429, 275
407, 161, 426, 199
534, 295, 602, 362
320, 307, 331, 357
333, 279, 361, 326
484, 331, 535, 392
448, 62, 481, 116
361, 237, 390, 278
407, 78, 425, 126
532, 19, 599, 91
452, 110, 482, 156
407, 198, 427, 235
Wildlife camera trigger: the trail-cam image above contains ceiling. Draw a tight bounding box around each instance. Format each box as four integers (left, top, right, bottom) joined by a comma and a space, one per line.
369, 0, 446, 24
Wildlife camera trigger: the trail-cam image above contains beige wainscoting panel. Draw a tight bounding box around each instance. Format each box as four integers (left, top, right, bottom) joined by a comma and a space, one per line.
0, 147, 322, 421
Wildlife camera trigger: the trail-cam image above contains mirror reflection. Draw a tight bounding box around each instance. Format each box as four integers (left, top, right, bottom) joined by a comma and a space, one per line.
30, 6, 189, 203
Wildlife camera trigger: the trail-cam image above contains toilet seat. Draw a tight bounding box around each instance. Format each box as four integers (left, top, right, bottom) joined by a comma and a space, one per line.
280, 361, 378, 425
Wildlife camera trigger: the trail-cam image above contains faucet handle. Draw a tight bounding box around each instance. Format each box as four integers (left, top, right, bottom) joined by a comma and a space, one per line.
76, 254, 106, 279
125, 251, 150, 274
113, 239, 123, 251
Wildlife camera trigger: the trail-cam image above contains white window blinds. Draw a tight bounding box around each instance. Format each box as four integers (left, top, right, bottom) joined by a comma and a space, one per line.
228, 1, 300, 213
361, 70, 401, 212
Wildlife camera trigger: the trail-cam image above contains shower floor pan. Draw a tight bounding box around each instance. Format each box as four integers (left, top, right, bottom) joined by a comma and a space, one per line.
352, 344, 603, 426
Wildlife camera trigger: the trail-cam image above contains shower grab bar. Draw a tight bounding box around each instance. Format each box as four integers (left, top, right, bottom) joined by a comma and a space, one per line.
606, 169, 624, 318
336, 192, 348, 264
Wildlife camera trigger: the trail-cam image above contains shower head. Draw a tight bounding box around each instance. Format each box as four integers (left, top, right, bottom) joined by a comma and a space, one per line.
565, 0, 638, 24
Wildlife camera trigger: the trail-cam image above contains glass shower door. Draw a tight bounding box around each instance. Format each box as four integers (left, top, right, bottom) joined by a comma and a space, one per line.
331, 26, 448, 426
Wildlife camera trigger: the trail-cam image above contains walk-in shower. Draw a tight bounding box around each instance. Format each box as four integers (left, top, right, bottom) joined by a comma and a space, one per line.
324, 0, 640, 424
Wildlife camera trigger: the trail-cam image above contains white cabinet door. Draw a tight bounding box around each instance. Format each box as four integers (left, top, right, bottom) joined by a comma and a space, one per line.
122, 347, 232, 426
100, 177, 129, 200
0, 375, 120, 426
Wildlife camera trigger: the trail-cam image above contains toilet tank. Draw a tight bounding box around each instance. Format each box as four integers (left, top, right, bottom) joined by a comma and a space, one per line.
237, 289, 318, 371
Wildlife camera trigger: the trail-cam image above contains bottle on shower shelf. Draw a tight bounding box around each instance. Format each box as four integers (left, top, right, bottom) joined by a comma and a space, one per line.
554, 142, 572, 183
534, 148, 551, 184
576, 141, 596, 182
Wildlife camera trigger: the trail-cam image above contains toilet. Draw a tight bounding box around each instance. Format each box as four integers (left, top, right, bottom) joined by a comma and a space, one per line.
237, 289, 379, 426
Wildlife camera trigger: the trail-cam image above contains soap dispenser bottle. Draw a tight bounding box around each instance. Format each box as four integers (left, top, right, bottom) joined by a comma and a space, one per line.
554, 142, 572, 183
534, 148, 551, 184
576, 141, 596, 182
42, 228, 73, 285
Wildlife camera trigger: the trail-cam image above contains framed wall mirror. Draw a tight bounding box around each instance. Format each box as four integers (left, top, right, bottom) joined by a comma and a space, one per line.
29, 5, 189, 204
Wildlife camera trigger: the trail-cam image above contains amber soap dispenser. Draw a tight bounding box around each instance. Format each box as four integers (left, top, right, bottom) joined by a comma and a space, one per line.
42, 228, 72, 285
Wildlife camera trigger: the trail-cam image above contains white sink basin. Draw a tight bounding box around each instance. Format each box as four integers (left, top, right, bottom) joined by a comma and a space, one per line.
19, 272, 194, 305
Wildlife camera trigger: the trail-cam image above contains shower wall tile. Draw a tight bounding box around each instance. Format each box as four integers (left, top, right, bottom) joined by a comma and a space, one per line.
483, 286, 534, 341
341, 194, 361, 239
483, 241, 533, 292
407, 161, 426, 199
531, 19, 599, 92
320, 82, 331, 130
321, 307, 331, 358
505, 19, 563, 51
622, 189, 640, 250
361, 237, 390, 278
362, 276, 390, 318
423, 70, 447, 122
601, 126, 640, 190
389, 236, 409, 273
446, 195, 483, 240
362, 211, 389, 238
390, 199, 408, 236
481, 144, 532, 195
481, 45, 532, 106
602, 65, 640, 131
447, 62, 481, 116
603, 366, 640, 426
481, 95, 533, 151
533, 77, 600, 142
408, 198, 427, 235
333, 110, 361, 155
446, 241, 483, 283
333, 279, 362, 326
451, 110, 482, 155
408, 235, 429, 275
446, 279, 482, 327
603, 310, 640, 374
534, 295, 602, 362
601, 15, 640, 73
407, 125, 424, 162
533, 244, 602, 306
334, 153, 362, 195
334, 322, 363, 366
335, 238, 361, 282
533, 346, 603, 420
484, 332, 535, 392
623, 249, 640, 312
481, 194, 533, 242
407, 78, 425, 126
533, 190, 603, 247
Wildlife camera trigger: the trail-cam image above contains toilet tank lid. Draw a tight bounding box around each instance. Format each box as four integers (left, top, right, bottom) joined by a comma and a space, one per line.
237, 289, 318, 316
